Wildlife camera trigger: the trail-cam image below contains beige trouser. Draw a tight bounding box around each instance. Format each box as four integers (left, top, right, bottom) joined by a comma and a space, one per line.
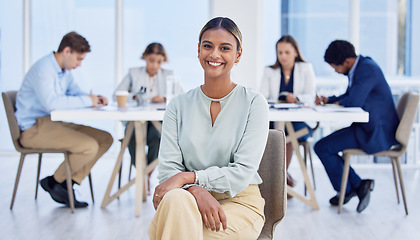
19, 116, 113, 184
148, 184, 265, 240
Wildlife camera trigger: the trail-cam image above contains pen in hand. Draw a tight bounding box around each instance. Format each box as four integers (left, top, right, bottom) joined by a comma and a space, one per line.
315, 90, 324, 105
88, 89, 107, 106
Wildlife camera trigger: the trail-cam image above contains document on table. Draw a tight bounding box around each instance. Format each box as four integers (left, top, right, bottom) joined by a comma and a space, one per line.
92, 104, 106, 110
313, 105, 364, 112
269, 103, 303, 109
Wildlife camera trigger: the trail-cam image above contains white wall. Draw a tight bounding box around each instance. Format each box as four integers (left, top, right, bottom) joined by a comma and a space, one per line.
209, 0, 264, 90
263, 0, 281, 67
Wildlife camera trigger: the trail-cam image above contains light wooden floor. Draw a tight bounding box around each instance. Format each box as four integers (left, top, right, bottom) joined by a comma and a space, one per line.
1, 152, 419, 240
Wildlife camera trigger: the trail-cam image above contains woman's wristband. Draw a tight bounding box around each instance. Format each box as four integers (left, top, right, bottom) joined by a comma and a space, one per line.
193, 170, 199, 185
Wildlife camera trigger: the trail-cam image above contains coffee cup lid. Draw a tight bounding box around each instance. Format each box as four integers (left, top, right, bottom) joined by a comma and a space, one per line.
115, 90, 129, 96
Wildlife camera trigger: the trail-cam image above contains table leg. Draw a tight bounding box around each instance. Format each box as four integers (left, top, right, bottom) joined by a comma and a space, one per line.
101, 121, 149, 217
278, 121, 319, 210
101, 122, 135, 208
134, 121, 147, 217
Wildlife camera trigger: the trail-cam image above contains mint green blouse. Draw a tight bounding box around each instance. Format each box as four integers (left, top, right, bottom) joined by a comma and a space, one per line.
157, 85, 269, 197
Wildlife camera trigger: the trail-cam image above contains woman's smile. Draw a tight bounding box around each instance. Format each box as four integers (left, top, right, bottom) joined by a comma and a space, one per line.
198, 28, 242, 80
208, 61, 223, 67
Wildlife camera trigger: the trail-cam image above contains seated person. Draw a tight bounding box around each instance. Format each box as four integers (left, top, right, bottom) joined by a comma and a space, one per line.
259, 35, 316, 189
148, 17, 269, 239
314, 40, 399, 213
15, 32, 113, 208
114, 43, 182, 190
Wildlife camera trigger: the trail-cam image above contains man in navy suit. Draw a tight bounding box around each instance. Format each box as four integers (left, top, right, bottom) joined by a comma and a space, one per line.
314, 40, 399, 212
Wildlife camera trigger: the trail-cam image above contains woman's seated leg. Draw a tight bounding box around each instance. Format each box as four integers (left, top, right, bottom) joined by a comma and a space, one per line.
148, 189, 203, 240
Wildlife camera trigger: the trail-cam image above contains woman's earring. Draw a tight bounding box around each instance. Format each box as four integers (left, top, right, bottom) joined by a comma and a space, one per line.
235, 62, 238, 66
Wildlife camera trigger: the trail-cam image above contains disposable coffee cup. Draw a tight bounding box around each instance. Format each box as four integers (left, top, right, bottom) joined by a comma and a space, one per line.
115, 90, 129, 107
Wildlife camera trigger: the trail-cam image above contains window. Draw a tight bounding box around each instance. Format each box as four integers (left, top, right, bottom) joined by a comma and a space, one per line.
280, 0, 419, 78
0, 0, 209, 151
123, 0, 209, 91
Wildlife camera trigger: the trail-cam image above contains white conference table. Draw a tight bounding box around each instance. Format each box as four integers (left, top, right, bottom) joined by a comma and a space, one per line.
269, 104, 368, 210
51, 103, 368, 214
51, 104, 368, 122
52, 103, 166, 217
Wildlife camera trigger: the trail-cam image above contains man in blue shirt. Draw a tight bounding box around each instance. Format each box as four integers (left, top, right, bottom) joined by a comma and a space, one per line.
15, 32, 113, 208
315, 40, 399, 213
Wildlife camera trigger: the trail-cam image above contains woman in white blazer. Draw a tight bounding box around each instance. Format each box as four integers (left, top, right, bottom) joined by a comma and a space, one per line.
259, 35, 316, 189
114, 43, 182, 191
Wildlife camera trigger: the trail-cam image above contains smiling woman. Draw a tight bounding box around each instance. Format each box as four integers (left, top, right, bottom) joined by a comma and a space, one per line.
198, 27, 242, 92
148, 17, 269, 240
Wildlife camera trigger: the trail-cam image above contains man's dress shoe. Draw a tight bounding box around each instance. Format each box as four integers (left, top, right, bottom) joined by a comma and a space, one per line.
329, 191, 356, 206
356, 179, 375, 213
41, 177, 88, 208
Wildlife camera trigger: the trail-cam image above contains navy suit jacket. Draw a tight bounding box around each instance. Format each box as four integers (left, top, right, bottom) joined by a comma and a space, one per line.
328, 55, 399, 154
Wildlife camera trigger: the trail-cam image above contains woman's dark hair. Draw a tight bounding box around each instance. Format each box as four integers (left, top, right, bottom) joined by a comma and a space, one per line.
57, 31, 91, 53
141, 42, 168, 62
199, 17, 242, 51
269, 35, 305, 69
324, 40, 357, 65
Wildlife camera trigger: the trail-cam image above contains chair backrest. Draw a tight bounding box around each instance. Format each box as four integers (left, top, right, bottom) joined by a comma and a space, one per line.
2, 91, 24, 152
257, 129, 287, 240
395, 92, 420, 149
